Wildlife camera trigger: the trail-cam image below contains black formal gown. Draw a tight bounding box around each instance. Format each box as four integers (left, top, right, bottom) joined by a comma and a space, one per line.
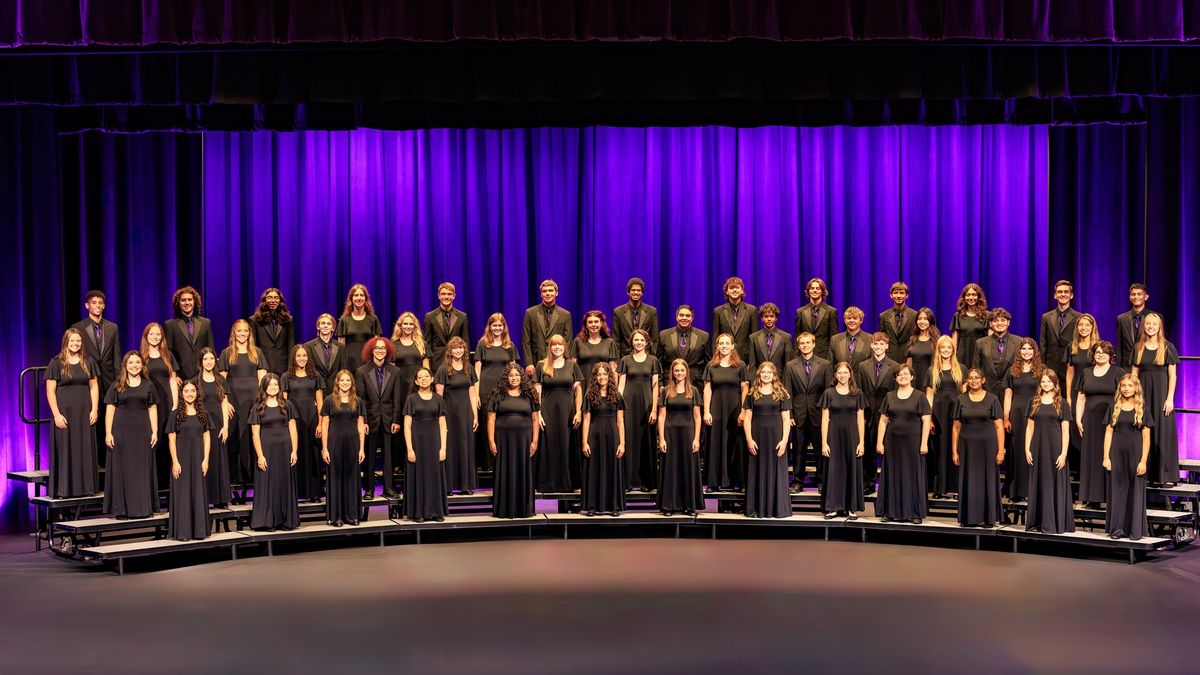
393, 339, 426, 470
145, 352, 177, 489
1001, 369, 1039, 500
818, 388, 866, 514
436, 365, 477, 492
474, 340, 519, 471
906, 338, 936, 390
1077, 366, 1124, 503
571, 337, 619, 385
703, 363, 748, 490
218, 347, 265, 484
581, 397, 625, 514
535, 363, 583, 492
954, 393, 1003, 527
657, 387, 704, 514
1106, 409, 1151, 539
1025, 400, 1075, 533
198, 377, 232, 507
618, 354, 661, 490
166, 411, 213, 540
950, 313, 988, 368
1063, 345, 1093, 462
490, 393, 538, 518
321, 398, 364, 524
249, 402, 299, 530
877, 391, 932, 521
1134, 343, 1180, 484
403, 393, 449, 520
45, 358, 99, 497
743, 393, 792, 518
930, 368, 961, 496
282, 373, 324, 501
336, 313, 382, 374
103, 380, 160, 518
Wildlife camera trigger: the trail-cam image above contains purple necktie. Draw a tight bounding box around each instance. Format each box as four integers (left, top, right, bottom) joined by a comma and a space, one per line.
375, 367, 384, 392
679, 333, 687, 349
732, 306, 740, 323
1058, 312, 1066, 328
811, 307, 819, 323
849, 336, 857, 353
766, 332, 774, 351
632, 309, 640, 327
804, 360, 812, 375
1134, 313, 1142, 334
895, 311, 903, 329
997, 338, 1006, 355
93, 323, 102, 347
186, 317, 194, 337
322, 342, 331, 363
875, 361, 882, 379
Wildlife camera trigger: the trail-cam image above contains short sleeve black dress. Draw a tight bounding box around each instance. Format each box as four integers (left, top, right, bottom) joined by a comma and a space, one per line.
165, 411, 214, 540
742, 392, 792, 518
534, 362, 583, 492
282, 372, 324, 501
818, 387, 866, 514
581, 396, 625, 515
657, 387, 703, 514
402, 393, 449, 520
145, 352, 178, 487
490, 392, 539, 518
337, 313, 382, 374
1076, 365, 1124, 503
1134, 343, 1180, 483
218, 347, 266, 484
1106, 408, 1151, 539
1025, 400, 1075, 533
103, 379, 160, 518
321, 397, 365, 524
877, 390, 933, 521
906, 338, 936, 390
703, 362, 749, 490
248, 402, 299, 530
1001, 369, 1039, 500
953, 392, 1003, 527
571, 337, 619, 384
45, 357, 99, 497
435, 364, 478, 493
475, 340, 520, 404
198, 377, 232, 507
618, 353, 661, 491
950, 313, 988, 368
930, 368, 962, 497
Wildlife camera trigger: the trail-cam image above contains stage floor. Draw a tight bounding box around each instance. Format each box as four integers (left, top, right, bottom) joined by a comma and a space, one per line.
1, 531, 1197, 674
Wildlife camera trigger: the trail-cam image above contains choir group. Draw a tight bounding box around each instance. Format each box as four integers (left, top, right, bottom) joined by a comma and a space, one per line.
43, 276, 1177, 543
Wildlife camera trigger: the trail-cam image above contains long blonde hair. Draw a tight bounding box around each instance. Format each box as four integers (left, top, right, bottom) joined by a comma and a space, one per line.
665, 358, 694, 400
223, 319, 260, 366
541, 334, 568, 378
1029, 370, 1062, 417
1111, 374, 1145, 427
57, 328, 92, 379
1134, 312, 1167, 367
751, 362, 789, 401
1069, 313, 1099, 355
139, 322, 175, 380
708, 333, 743, 367
479, 312, 513, 350
390, 311, 427, 357
930, 335, 962, 391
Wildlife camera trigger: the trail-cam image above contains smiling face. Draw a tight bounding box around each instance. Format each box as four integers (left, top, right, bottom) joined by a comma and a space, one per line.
317, 315, 334, 338
964, 288, 978, 306
895, 368, 912, 387
540, 283, 558, 305
550, 341, 565, 358
415, 369, 433, 389
506, 368, 522, 389
265, 290, 281, 310
797, 334, 814, 357
586, 315, 602, 336
66, 332, 82, 355
990, 316, 1010, 335
725, 283, 744, 303
1039, 374, 1055, 393
265, 378, 280, 397
86, 296, 105, 319
759, 364, 776, 385
1077, 316, 1094, 338
672, 362, 688, 384
761, 311, 778, 330
844, 314, 862, 332
631, 333, 647, 354
1119, 377, 1136, 399
1019, 342, 1035, 363
1094, 349, 1111, 366
1054, 283, 1073, 307
400, 316, 416, 336
716, 335, 733, 358
676, 308, 693, 330
438, 286, 456, 309
294, 348, 308, 369
1143, 314, 1161, 338
916, 312, 930, 332
1129, 287, 1148, 310
146, 325, 163, 347
181, 382, 198, 405
372, 341, 388, 362
352, 288, 366, 309
336, 372, 353, 394
201, 352, 216, 373
938, 340, 954, 360
490, 319, 505, 337
870, 338, 888, 358
627, 283, 643, 304
594, 367, 609, 387
807, 281, 824, 303
234, 323, 249, 344
834, 364, 851, 385
126, 355, 143, 377
450, 344, 466, 361
178, 292, 195, 315
966, 370, 983, 392
890, 288, 908, 307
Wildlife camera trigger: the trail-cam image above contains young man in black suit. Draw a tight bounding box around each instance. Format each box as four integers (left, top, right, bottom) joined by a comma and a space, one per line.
658, 305, 710, 388
748, 303, 793, 373
829, 306, 871, 372
423, 282, 470, 368
522, 279, 572, 377
72, 290, 122, 470
879, 282, 917, 364
163, 285, 214, 382
1039, 279, 1080, 384
972, 308, 1021, 398
856, 332, 898, 494
784, 332, 833, 491
711, 276, 758, 364
1116, 283, 1155, 369
612, 277, 658, 358
794, 277, 838, 361
356, 337, 405, 498
304, 313, 344, 397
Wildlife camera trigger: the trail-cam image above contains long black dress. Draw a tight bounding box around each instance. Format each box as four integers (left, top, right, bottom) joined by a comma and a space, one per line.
166, 411, 213, 540
1077, 366, 1124, 503
393, 339, 426, 471
490, 392, 538, 518
436, 364, 477, 493
1064, 345, 1093, 465
403, 393, 449, 520
950, 313, 988, 368
581, 397, 625, 514
282, 372, 324, 501
45, 358, 99, 497
1001, 369, 1038, 500
336, 313, 381, 374
930, 368, 961, 496
218, 347, 265, 484
475, 340, 519, 472
198, 377, 232, 507
1025, 400, 1075, 533
818, 388, 866, 514
571, 337, 618, 385
657, 387, 704, 514
618, 354, 661, 490
1107, 409, 1151, 539
1134, 343, 1180, 484
535, 362, 582, 492
321, 397, 365, 524
145, 352, 177, 489
103, 380, 160, 518
743, 393, 792, 518
877, 390, 932, 521
906, 338, 935, 390
954, 392, 1003, 527
249, 402, 300, 530
703, 363, 748, 490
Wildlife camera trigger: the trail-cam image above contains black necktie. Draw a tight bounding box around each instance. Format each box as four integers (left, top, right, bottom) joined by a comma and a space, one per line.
543, 307, 553, 330
322, 342, 331, 363
731, 305, 739, 323
811, 306, 819, 323
895, 311, 903, 329
632, 308, 640, 327
443, 311, 451, 332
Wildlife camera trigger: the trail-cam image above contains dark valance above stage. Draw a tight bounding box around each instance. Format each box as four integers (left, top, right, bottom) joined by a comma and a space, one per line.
3, 0, 1200, 46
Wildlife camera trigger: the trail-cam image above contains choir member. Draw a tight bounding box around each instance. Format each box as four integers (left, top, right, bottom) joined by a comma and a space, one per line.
656, 359, 703, 515
475, 313, 519, 473
1001, 338, 1041, 502
141, 322, 178, 489
612, 277, 659, 358
570, 310, 619, 386
218, 319, 267, 484
248, 374, 299, 531
879, 282, 917, 364
658, 305, 710, 388
248, 288, 296, 375
305, 313, 345, 397
422, 282, 470, 369
435, 336, 479, 494
535, 335, 584, 492
356, 337, 404, 499
522, 279, 572, 378
196, 347, 232, 508
857, 332, 898, 495
784, 333, 832, 491
1116, 283, 1154, 370
164, 286, 213, 382
1130, 313, 1179, 486
337, 283, 382, 374
281, 345, 324, 502
829, 306, 870, 372
73, 290, 121, 467
748, 303, 794, 373
793, 277, 838, 361
103, 352, 160, 519
703, 333, 749, 491
1064, 313, 1100, 405
320, 370, 366, 527
742, 363, 793, 518
711, 276, 758, 364
403, 367, 448, 522
166, 380, 212, 541
928, 336, 963, 499
488, 363, 540, 518
1038, 280, 1079, 386
391, 310, 430, 482
953, 369, 1005, 528
819, 361, 866, 519
1104, 375, 1151, 540
45, 328, 99, 497
972, 308, 1021, 399
950, 283, 989, 368
581, 363, 626, 516
1075, 341, 1124, 508
617, 329, 661, 491
905, 307, 939, 389
875, 364, 932, 523
1023, 371, 1074, 534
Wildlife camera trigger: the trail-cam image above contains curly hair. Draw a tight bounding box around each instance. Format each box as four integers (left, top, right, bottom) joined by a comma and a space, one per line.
174, 380, 210, 429
360, 336, 396, 365
1008, 337, 1044, 379
172, 286, 202, 318
956, 283, 989, 317
750, 362, 789, 401
252, 287, 293, 325
486, 362, 539, 409
442, 336, 470, 371
576, 310, 612, 341
584, 362, 620, 407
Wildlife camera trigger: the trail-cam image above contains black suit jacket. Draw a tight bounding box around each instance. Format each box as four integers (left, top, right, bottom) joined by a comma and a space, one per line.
711, 302, 758, 364
829, 331, 871, 372
305, 338, 346, 396
355, 362, 404, 431
163, 315, 214, 381
248, 316, 295, 375
784, 356, 833, 427
612, 302, 659, 357
1039, 307, 1080, 380
71, 318, 121, 390
521, 305, 572, 368
972, 333, 1023, 397
856, 357, 900, 413
658, 327, 710, 387
1116, 309, 1154, 369
793, 303, 839, 361
422, 307, 470, 368
748, 329, 794, 374
878, 306, 918, 364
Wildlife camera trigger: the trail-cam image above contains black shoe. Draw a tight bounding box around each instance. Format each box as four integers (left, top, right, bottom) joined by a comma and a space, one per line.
933, 492, 944, 499
414, 518, 424, 523
1109, 532, 1121, 539
747, 512, 760, 518
463, 489, 474, 495
880, 516, 893, 522
334, 520, 343, 527
433, 516, 444, 522
347, 519, 359, 526
584, 510, 595, 517
383, 490, 400, 498
612, 511, 622, 517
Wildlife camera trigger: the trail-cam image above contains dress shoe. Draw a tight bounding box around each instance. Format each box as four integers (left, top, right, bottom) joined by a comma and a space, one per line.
347, 519, 359, 526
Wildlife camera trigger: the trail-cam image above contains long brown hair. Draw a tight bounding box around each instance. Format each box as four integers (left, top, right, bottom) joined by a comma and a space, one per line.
1069, 313, 1099, 355
479, 312, 514, 350
252, 287, 293, 325
329, 369, 358, 412
576, 310, 612, 341
584, 362, 620, 407
253, 373, 290, 420
664, 358, 694, 400
140, 322, 175, 380
907, 307, 941, 349
708, 333, 743, 367
195, 346, 227, 402
956, 283, 989, 317
57, 328, 92, 379
341, 283, 375, 317
286, 344, 311, 378
223, 319, 260, 366
1008, 337, 1044, 379
174, 380, 210, 428
751, 362, 789, 401
831, 361, 860, 397
1029, 370, 1063, 417
443, 336, 470, 372
115, 351, 144, 393
541, 334, 568, 378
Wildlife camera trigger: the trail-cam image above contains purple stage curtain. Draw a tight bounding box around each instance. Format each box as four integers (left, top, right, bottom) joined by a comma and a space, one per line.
4, 0, 1200, 46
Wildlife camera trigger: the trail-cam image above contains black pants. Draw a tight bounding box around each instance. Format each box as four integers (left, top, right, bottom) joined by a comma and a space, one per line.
792, 416, 822, 487
363, 426, 398, 495
862, 409, 882, 492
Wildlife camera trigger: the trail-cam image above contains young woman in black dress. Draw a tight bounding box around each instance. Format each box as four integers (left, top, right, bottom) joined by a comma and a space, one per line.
581, 363, 626, 516
218, 319, 267, 485
1002, 338, 1042, 503
488, 364, 540, 518
249, 374, 299, 531
534, 334, 583, 492
1130, 313, 1179, 486
196, 348, 232, 508
617, 329, 661, 492
656, 359, 703, 515
1063, 313, 1099, 405
905, 307, 939, 389
281, 345, 324, 502
475, 313, 519, 472
404, 367, 448, 522
928, 336, 963, 499
320, 370, 366, 527
953, 368, 1005, 528
1075, 341, 1124, 508
1104, 374, 1151, 540
950, 283, 989, 369
166, 380, 212, 541
337, 283, 382, 374
142, 322, 179, 489
571, 310, 619, 387
103, 352, 160, 519
391, 310, 428, 483
436, 336, 479, 495
703, 333, 749, 491
876, 364, 932, 523
1023, 370, 1074, 533
45, 328, 99, 497
819, 361, 866, 519
742, 362, 792, 518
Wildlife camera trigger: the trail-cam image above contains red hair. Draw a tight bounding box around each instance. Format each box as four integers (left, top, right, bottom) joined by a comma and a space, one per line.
360, 336, 396, 364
